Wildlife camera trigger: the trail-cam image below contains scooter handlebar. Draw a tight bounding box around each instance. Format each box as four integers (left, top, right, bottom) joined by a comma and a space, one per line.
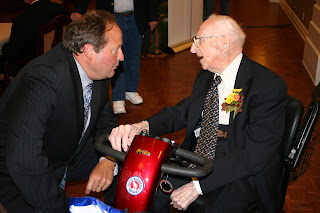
94, 134, 214, 178
95, 134, 126, 162
161, 148, 214, 178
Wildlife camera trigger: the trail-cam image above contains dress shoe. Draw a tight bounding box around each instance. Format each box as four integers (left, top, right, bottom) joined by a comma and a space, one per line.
125, 92, 143, 104
113, 101, 126, 114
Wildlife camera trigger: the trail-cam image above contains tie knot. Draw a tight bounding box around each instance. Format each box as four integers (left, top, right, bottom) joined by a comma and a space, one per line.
213, 76, 222, 86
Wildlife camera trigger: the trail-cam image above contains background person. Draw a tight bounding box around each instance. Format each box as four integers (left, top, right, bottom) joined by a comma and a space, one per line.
0, 10, 123, 213
2, 0, 70, 77
108, 14, 287, 213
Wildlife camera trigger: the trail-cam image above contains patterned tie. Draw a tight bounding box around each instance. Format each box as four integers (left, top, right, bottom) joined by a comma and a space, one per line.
194, 76, 222, 162
82, 83, 93, 138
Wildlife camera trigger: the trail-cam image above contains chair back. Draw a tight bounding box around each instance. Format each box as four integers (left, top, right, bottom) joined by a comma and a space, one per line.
278, 95, 304, 208
290, 98, 320, 168
279, 96, 304, 160
38, 15, 71, 55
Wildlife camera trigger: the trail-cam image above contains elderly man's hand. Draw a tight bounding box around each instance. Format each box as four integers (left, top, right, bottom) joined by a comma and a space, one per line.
170, 182, 199, 211
109, 121, 149, 152
85, 159, 115, 194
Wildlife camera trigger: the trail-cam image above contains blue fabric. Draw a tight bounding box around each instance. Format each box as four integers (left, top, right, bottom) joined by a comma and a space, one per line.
111, 14, 142, 101
69, 197, 124, 213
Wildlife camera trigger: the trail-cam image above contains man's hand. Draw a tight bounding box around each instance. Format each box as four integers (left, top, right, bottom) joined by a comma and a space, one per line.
85, 159, 115, 194
148, 21, 158, 31
109, 121, 149, 152
71, 12, 83, 21
170, 182, 199, 211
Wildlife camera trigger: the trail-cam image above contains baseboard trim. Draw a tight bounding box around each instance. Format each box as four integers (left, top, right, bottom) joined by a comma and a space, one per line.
280, 0, 308, 41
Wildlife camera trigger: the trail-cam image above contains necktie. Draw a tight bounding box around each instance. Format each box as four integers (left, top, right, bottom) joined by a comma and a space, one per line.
194, 76, 222, 161
82, 83, 93, 138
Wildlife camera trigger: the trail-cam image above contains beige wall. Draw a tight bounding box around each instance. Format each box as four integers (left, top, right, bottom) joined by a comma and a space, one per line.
285, 0, 316, 28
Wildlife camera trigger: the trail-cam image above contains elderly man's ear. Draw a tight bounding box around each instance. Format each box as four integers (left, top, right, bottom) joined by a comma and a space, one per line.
219, 37, 229, 55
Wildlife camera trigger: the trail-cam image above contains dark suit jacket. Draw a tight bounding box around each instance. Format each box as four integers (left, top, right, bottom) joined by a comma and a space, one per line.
73, 0, 159, 35
0, 43, 118, 212
147, 54, 288, 212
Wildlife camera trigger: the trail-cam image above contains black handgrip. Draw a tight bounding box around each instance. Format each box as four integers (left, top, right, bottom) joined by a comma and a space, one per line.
94, 134, 126, 162
161, 148, 214, 178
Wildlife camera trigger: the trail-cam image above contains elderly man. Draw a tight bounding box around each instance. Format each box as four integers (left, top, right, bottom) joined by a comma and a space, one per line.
0, 10, 123, 213
108, 14, 287, 212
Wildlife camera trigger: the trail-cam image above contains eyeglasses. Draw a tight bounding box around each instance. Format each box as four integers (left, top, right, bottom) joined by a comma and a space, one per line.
192, 35, 225, 47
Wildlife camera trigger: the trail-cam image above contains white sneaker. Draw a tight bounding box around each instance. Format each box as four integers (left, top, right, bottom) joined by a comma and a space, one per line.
125, 92, 143, 104
113, 101, 126, 114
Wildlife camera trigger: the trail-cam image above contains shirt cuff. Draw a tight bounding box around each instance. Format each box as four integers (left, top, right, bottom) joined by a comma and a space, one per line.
192, 178, 203, 195
99, 156, 118, 176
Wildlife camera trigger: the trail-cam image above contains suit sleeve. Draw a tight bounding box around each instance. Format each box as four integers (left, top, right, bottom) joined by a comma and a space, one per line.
199, 76, 288, 194
6, 65, 69, 213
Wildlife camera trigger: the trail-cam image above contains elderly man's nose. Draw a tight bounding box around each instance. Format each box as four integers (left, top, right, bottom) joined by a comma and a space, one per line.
190, 43, 197, 53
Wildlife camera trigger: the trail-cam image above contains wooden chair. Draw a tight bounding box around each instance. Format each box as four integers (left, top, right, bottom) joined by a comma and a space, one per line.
1, 15, 71, 88
37, 14, 71, 56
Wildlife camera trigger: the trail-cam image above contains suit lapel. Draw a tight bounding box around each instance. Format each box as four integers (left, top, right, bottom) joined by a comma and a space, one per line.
229, 54, 252, 131
67, 52, 84, 143
71, 81, 103, 159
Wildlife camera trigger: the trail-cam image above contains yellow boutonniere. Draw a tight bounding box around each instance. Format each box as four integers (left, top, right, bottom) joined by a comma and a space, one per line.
221, 88, 245, 119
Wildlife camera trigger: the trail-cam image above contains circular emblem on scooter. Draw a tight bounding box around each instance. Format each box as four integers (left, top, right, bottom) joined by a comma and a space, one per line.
126, 176, 144, 196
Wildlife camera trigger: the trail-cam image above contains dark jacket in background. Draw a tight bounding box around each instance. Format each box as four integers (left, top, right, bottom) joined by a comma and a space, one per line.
3, 0, 70, 76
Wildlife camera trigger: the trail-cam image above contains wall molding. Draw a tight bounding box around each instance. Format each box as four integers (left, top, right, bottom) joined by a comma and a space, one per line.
280, 0, 308, 41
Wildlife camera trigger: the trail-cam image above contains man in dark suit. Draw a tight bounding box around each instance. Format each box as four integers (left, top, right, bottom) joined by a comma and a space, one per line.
2, 0, 70, 77
0, 10, 123, 213
71, 0, 159, 114
108, 14, 287, 212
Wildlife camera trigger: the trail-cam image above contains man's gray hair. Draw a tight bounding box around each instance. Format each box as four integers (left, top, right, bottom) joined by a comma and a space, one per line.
207, 14, 246, 50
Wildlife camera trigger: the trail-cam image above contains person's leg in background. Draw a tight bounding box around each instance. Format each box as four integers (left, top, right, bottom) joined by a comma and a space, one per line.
220, 0, 230, 15
111, 14, 127, 114
124, 14, 143, 105
203, 0, 217, 21
111, 14, 143, 114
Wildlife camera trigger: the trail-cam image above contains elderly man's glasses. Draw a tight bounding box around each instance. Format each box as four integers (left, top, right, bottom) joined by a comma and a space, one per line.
192, 35, 225, 47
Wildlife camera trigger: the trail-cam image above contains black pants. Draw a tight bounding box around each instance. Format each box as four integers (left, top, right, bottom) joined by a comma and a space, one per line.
104, 174, 257, 213
152, 176, 258, 213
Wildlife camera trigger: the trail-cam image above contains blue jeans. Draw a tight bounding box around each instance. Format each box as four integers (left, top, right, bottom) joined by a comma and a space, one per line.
111, 14, 142, 101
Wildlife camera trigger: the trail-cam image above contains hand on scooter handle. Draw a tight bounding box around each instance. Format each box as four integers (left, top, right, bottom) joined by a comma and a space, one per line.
109, 121, 149, 152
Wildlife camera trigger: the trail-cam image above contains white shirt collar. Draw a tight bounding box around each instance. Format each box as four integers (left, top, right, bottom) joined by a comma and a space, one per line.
217, 53, 243, 125
218, 52, 243, 86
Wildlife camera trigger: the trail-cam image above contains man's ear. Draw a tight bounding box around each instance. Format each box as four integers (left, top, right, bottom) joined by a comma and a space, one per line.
83, 44, 94, 61
219, 37, 230, 55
